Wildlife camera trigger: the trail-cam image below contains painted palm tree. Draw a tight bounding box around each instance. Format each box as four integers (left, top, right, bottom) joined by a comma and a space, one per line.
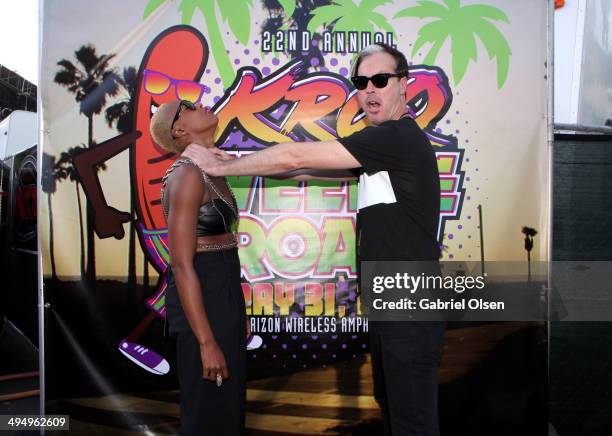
105, 66, 138, 292
522, 226, 537, 279
57, 146, 87, 280
394, 0, 511, 88
105, 67, 137, 135
56, 146, 107, 282
306, 0, 395, 43
41, 153, 66, 281
144, 0, 253, 88
262, 7, 285, 36
54, 44, 121, 284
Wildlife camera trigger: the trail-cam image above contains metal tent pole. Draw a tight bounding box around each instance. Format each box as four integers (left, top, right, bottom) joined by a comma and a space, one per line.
1, 165, 4, 225
546, 0, 555, 395
37, 0, 46, 420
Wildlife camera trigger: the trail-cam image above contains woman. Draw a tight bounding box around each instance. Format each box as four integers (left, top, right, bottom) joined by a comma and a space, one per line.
150, 100, 246, 435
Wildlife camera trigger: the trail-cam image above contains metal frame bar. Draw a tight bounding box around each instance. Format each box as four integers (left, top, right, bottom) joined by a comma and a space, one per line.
0, 67, 37, 113
0, 69, 36, 102
554, 123, 612, 135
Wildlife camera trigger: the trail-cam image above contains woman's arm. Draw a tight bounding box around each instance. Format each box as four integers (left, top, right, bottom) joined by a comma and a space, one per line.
166, 166, 229, 381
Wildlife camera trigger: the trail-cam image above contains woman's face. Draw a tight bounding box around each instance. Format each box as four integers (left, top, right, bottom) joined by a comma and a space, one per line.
173, 102, 219, 137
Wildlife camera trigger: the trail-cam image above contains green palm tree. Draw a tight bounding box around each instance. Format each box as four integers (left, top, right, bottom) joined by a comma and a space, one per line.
54, 44, 121, 284
394, 0, 511, 87
278, 0, 296, 19
307, 0, 394, 41
105, 66, 138, 292
144, 0, 253, 88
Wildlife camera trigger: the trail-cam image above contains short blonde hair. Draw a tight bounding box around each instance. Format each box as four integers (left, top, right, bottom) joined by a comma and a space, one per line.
150, 101, 183, 153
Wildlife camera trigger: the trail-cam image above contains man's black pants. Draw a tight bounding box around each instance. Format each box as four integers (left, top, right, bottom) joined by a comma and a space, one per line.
370, 321, 446, 436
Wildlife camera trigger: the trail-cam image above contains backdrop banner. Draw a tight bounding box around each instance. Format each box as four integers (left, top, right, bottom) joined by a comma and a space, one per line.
40, 0, 549, 401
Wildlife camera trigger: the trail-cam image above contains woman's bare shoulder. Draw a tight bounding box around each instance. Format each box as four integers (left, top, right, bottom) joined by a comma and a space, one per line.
165, 161, 206, 203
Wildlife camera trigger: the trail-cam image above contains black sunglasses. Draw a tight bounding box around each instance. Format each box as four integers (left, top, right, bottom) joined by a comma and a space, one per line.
350, 73, 405, 90
170, 100, 197, 134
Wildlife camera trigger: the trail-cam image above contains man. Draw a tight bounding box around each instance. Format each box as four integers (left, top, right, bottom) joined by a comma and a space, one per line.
183, 43, 446, 436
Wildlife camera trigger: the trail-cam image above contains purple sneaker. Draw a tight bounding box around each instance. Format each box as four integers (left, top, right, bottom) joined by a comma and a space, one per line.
119, 340, 170, 375
246, 335, 263, 351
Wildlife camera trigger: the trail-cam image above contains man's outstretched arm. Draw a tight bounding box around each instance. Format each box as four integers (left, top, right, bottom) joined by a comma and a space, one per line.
182, 140, 361, 177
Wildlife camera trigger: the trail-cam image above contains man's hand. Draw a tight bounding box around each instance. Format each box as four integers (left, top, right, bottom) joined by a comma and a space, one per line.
212, 148, 236, 161
181, 144, 226, 174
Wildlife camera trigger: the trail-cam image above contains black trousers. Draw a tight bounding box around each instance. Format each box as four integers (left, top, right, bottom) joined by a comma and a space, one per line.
370, 321, 446, 436
166, 248, 246, 436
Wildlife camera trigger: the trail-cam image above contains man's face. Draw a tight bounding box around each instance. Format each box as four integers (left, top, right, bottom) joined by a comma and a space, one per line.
355, 52, 407, 126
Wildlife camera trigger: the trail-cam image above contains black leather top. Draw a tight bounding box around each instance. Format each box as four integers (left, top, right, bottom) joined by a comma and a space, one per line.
196, 198, 237, 236
161, 158, 237, 237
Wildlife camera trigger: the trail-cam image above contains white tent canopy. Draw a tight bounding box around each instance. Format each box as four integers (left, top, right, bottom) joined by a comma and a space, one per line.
0, 110, 37, 160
